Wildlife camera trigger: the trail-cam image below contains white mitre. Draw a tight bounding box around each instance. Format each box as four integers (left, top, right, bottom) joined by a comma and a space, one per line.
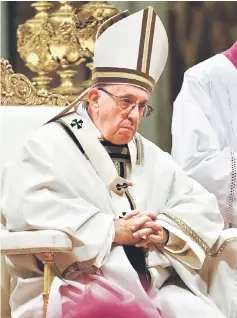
52, 7, 168, 119
91, 6, 168, 93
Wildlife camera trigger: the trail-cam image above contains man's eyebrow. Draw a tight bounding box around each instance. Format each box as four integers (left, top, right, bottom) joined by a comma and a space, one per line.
117, 93, 148, 103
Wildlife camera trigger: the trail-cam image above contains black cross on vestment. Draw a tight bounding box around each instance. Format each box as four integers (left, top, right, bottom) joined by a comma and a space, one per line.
70, 119, 83, 129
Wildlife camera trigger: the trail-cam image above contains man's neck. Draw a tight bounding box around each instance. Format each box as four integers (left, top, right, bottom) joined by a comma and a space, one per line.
223, 41, 237, 69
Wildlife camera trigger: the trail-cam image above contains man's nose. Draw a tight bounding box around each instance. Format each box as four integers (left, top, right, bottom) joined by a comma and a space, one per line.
128, 105, 140, 120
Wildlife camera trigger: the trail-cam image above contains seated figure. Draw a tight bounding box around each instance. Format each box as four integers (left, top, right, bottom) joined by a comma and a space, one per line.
1, 7, 236, 318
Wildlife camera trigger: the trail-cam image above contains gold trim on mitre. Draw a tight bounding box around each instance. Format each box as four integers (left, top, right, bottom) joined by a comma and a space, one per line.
96, 10, 130, 39
137, 7, 157, 74
92, 67, 155, 93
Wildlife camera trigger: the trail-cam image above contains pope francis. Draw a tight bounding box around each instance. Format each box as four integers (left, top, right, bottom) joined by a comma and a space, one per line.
1, 7, 236, 318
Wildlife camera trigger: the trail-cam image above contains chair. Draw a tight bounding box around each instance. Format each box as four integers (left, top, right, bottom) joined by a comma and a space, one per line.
0, 58, 72, 318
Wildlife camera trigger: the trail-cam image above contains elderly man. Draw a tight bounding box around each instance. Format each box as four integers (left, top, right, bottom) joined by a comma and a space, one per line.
172, 41, 237, 317
1, 7, 231, 318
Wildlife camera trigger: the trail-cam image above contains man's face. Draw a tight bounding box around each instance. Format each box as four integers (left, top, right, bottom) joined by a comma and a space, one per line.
87, 85, 150, 144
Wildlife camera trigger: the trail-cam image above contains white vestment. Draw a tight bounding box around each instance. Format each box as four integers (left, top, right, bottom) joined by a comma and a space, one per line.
1, 106, 233, 318
172, 53, 237, 317
172, 53, 237, 228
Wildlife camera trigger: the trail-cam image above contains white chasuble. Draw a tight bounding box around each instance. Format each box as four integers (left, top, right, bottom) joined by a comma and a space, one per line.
2, 106, 236, 318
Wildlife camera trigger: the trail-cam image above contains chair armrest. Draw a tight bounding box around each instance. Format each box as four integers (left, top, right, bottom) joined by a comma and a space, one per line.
1, 228, 73, 317
1, 230, 72, 255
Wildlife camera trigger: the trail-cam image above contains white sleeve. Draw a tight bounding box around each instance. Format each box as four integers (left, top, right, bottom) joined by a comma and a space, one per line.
172, 73, 237, 226
156, 154, 224, 270
1, 132, 115, 268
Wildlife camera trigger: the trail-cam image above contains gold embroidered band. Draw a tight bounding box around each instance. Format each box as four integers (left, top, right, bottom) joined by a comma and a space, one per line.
137, 7, 156, 74
163, 211, 237, 258
92, 67, 155, 93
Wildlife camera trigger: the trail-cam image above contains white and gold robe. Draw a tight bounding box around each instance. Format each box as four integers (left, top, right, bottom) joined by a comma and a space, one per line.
1, 106, 235, 318
172, 53, 237, 317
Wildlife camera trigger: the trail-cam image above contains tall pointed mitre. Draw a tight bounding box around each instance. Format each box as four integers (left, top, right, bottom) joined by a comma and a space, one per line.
92, 6, 168, 93
52, 7, 168, 119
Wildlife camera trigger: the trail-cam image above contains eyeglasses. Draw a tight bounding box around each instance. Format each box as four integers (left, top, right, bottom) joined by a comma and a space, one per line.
98, 88, 154, 118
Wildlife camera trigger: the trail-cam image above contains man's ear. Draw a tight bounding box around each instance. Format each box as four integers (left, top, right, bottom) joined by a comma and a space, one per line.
88, 88, 99, 108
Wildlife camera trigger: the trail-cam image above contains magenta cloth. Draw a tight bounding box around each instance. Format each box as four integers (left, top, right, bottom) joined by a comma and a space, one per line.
64, 296, 162, 318
223, 41, 237, 69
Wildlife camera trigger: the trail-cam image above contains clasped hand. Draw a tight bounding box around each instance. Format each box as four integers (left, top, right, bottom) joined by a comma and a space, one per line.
114, 210, 169, 247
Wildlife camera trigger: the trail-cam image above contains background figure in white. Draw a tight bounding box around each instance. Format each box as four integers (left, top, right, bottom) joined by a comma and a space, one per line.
172, 40, 237, 317
172, 41, 237, 229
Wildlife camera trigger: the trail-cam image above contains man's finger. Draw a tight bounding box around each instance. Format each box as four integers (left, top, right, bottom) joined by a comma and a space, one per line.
138, 211, 157, 220
135, 238, 150, 247
131, 221, 162, 232
130, 216, 151, 231
123, 210, 140, 220
133, 228, 153, 238
147, 233, 165, 244
124, 211, 157, 221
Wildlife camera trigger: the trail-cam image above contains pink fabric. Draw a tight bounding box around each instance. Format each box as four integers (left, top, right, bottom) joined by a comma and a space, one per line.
47, 272, 162, 318
223, 41, 237, 69
67, 296, 160, 318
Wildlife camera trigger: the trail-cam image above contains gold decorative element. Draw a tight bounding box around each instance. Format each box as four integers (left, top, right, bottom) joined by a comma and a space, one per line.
51, 69, 82, 101
50, 1, 86, 68
49, 1, 88, 100
76, 1, 119, 54
1, 246, 71, 254
92, 70, 155, 88
141, 7, 154, 73
75, 1, 120, 89
134, 134, 143, 165
42, 252, 55, 318
0, 58, 69, 106
210, 237, 237, 259
42, 292, 49, 318
16, 1, 120, 97
163, 211, 211, 253
17, 2, 58, 91
162, 211, 237, 258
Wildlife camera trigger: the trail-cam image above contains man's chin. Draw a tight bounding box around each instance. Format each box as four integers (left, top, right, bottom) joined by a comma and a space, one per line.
107, 131, 134, 145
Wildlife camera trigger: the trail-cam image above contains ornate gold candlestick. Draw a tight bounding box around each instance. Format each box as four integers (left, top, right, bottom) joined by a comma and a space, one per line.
16, 1, 120, 99
49, 1, 85, 100
17, 1, 58, 91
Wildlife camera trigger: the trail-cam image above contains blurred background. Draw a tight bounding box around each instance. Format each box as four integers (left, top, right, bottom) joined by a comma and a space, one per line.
1, 1, 237, 152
